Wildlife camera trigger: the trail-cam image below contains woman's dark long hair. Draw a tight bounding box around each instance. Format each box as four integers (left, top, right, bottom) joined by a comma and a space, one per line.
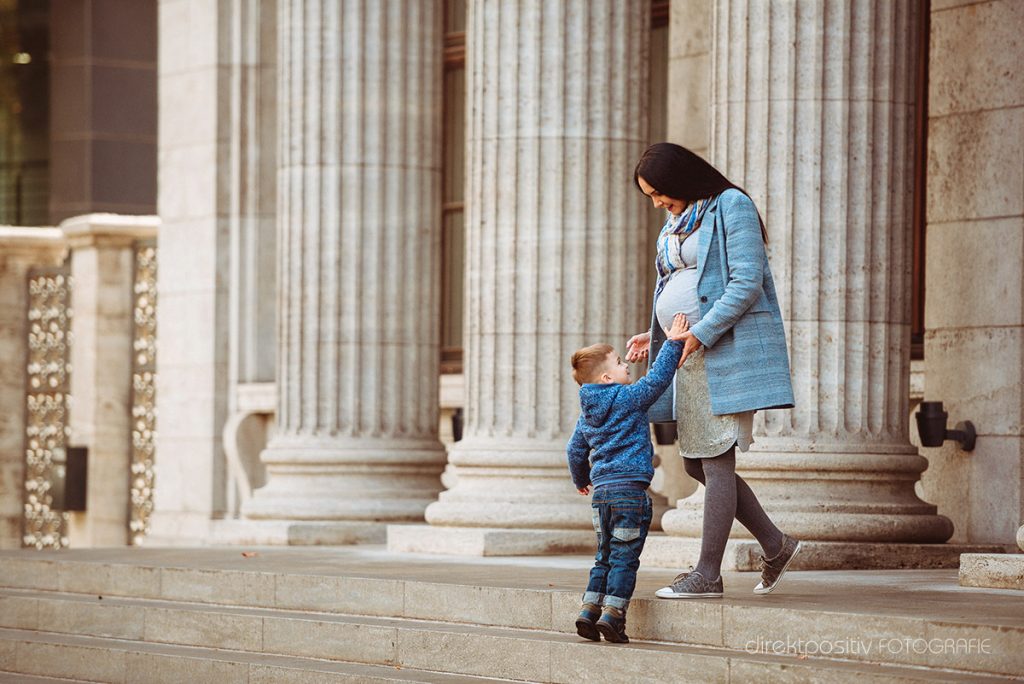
634, 142, 766, 241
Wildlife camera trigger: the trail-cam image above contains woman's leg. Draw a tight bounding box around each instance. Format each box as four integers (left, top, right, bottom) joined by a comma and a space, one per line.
685, 448, 784, 579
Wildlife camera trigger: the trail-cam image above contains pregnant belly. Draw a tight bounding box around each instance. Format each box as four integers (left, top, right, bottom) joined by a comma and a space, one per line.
656, 269, 701, 330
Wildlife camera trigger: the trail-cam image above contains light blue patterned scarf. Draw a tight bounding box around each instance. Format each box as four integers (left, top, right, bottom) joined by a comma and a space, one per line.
654, 196, 713, 299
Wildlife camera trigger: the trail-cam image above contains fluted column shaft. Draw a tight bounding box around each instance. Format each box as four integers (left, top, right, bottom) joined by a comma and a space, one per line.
243, 0, 446, 523
663, 0, 952, 542
424, 0, 651, 531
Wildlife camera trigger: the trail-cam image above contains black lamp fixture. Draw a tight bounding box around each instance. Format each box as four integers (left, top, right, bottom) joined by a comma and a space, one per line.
915, 401, 976, 452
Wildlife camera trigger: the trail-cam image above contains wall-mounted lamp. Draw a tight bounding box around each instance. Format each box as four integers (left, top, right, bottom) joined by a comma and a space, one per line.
915, 401, 976, 452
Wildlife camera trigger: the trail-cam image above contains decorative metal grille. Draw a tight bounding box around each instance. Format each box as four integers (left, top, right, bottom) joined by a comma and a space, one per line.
23, 267, 71, 549
129, 241, 158, 545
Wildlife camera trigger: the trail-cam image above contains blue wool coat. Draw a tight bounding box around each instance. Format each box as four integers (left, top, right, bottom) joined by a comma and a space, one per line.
648, 188, 795, 419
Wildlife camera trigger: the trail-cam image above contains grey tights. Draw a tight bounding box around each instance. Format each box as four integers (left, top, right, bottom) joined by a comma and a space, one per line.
683, 447, 784, 580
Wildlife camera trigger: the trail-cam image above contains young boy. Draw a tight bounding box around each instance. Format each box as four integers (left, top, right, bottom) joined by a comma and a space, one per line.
567, 313, 688, 644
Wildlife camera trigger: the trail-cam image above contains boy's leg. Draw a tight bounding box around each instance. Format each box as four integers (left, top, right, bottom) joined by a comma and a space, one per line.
597, 488, 652, 644
603, 488, 653, 610
578, 496, 611, 641
583, 498, 612, 606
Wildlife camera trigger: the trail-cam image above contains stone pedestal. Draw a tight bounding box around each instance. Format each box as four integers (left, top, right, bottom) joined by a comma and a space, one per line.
61, 214, 158, 546
389, 0, 652, 556
240, 0, 447, 537
0, 228, 66, 548
657, 0, 953, 567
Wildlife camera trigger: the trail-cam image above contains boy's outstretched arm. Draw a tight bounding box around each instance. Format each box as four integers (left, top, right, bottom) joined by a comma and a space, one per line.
566, 417, 592, 491
627, 313, 688, 410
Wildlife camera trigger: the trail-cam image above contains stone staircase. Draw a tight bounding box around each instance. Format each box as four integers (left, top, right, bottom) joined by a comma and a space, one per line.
0, 547, 1021, 683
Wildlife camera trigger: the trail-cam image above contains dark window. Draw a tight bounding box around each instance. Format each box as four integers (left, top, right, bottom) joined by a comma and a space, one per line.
0, 0, 50, 226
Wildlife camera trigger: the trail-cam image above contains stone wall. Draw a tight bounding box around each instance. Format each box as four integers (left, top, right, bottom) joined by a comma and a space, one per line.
919, 0, 1024, 544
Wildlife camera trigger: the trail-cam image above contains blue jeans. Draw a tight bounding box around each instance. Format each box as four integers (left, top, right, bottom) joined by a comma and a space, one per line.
582, 483, 652, 611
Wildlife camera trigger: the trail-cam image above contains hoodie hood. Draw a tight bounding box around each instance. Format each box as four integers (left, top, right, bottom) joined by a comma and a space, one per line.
578, 383, 624, 427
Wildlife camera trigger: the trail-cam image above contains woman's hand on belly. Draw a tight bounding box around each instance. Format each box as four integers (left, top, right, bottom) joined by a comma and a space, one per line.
678, 330, 704, 367
626, 331, 651, 362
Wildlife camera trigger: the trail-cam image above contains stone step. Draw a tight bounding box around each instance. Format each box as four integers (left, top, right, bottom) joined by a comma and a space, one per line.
0, 588, 1014, 683
0, 627, 514, 684
2, 548, 1023, 678
1, 553, 1022, 679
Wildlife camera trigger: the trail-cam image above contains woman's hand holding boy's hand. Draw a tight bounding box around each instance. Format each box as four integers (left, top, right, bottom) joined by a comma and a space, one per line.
625, 331, 650, 362
577, 485, 591, 496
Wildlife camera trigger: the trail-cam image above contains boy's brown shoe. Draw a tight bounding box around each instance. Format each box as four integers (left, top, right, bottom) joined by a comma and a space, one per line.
595, 605, 629, 643
754, 534, 802, 594
575, 602, 601, 641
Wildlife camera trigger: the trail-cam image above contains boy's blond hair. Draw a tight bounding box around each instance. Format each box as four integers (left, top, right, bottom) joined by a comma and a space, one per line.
571, 343, 615, 385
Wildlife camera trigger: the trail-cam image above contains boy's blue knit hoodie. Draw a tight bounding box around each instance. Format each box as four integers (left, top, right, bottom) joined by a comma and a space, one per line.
566, 339, 684, 490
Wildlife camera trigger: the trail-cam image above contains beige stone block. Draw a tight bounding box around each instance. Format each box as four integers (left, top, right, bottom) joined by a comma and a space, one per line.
0, 638, 13, 669
927, 107, 1024, 223
157, 145, 218, 220
727, 658, 924, 683
550, 640, 728, 684
247, 665, 381, 684
930, 0, 1024, 116
159, 70, 218, 147
125, 652, 248, 684
211, 520, 387, 546
37, 597, 144, 639
932, 0, 990, 10
157, 0, 189, 76
160, 566, 275, 607
626, 597, 725, 646
0, 596, 37, 629
404, 581, 552, 629
262, 616, 396, 664
15, 641, 127, 682
723, 606, 926, 668
396, 628, 549, 681
924, 619, 1024, 676
959, 553, 1024, 590
143, 606, 263, 651
156, 295, 220, 365
924, 218, 1023, 329
0, 559, 60, 591
274, 573, 403, 617
387, 524, 595, 556
669, 0, 712, 57
667, 53, 710, 151
924, 327, 1022, 437
967, 436, 1023, 543
155, 217, 226, 295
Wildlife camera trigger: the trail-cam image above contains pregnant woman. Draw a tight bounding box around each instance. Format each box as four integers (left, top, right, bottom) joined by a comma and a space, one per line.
625, 143, 801, 598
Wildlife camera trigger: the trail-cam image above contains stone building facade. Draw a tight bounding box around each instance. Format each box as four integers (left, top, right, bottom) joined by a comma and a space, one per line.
1, 1, 1021, 578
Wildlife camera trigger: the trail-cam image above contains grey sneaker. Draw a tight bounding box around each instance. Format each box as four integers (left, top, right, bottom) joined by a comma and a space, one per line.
754, 534, 802, 594
655, 569, 723, 598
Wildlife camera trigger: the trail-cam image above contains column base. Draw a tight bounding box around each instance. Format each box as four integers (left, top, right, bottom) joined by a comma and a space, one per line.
959, 553, 1024, 590
641, 534, 1006, 571
210, 519, 385, 546
387, 524, 596, 556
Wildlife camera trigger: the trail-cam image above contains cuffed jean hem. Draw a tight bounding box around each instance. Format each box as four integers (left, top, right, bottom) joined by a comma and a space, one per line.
603, 595, 630, 611
582, 591, 604, 606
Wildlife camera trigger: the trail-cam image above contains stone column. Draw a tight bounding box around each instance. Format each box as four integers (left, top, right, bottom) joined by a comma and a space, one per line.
647, 0, 960, 571
61, 214, 159, 546
0, 228, 66, 548
389, 0, 652, 556
238, 0, 447, 544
